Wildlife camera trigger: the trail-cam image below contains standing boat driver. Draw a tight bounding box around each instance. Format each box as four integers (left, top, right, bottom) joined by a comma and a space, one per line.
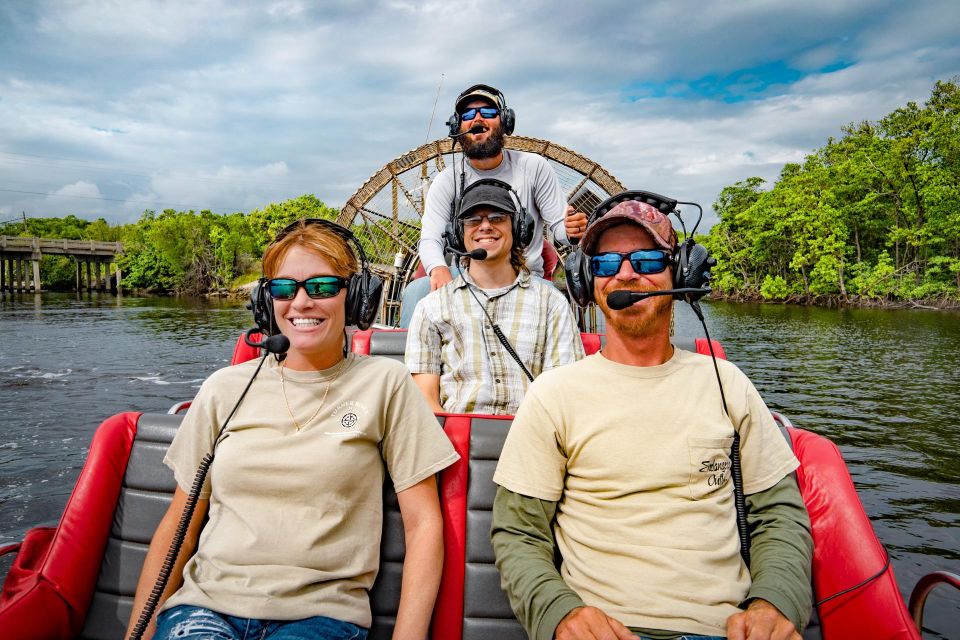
406, 179, 584, 415
491, 199, 813, 639
126, 219, 459, 640
399, 82, 589, 327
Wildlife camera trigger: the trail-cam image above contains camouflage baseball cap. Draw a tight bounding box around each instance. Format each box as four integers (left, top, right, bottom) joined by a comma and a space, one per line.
581, 200, 677, 255
456, 84, 502, 112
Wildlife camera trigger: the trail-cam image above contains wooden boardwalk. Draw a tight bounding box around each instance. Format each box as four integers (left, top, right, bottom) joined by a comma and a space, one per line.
0, 236, 124, 293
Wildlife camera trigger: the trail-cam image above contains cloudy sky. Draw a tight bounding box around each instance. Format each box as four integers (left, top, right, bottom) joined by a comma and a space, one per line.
1, 0, 958, 230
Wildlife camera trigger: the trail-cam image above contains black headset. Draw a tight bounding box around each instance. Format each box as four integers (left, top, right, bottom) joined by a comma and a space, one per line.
445, 178, 535, 254
564, 190, 711, 307
446, 83, 516, 137
250, 219, 383, 333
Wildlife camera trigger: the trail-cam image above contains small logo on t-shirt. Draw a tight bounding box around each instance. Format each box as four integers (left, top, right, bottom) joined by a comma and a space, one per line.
699, 458, 731, 487
326, 400, 369, 435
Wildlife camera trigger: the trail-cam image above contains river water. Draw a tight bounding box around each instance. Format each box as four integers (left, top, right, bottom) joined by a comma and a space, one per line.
1, 292, 957, 637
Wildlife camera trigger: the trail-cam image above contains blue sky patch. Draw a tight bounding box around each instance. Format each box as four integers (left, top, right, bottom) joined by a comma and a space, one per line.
627, 59, 854, 103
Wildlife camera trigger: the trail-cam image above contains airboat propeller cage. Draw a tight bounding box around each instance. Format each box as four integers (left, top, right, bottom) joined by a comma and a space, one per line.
335, 135, 628, 325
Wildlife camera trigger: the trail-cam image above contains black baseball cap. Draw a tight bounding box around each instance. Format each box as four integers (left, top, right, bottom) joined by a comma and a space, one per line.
459, 182, 518, 217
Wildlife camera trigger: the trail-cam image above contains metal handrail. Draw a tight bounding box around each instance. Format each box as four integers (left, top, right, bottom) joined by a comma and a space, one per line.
770, 410, 795, 429
167, 401, 192, 414
908, 570, 960, 631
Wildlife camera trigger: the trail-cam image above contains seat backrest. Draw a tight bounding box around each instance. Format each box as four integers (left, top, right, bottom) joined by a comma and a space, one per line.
231, 332, 261, 365
77, 413, 407, 640
459, 416, 526, 640
81, 413, 180, 640
352, 329, 605, 359
432, 414, 524, 640
356, 328, 408, 362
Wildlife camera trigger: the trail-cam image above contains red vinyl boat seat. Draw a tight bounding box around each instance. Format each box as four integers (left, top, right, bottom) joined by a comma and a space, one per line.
0, 412, 142, 640
1, 330, 931, 639
788, 428, 920, 639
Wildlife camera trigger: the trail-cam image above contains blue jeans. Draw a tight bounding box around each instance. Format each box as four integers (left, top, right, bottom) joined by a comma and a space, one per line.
155, 605, 369, 640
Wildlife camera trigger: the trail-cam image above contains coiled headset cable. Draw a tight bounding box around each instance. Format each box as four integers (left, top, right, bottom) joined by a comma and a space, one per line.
466, 281, 534, 383
688, 299, 750, 566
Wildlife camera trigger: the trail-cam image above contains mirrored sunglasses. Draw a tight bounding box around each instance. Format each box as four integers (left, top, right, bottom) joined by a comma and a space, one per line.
590, 250, 671, 277
460, 106, 500, 121
461, 212, 513, 227
266, 276, 349, 300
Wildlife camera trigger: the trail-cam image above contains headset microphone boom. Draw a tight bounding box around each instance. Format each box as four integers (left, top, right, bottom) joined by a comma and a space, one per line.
451, 124, 485, 138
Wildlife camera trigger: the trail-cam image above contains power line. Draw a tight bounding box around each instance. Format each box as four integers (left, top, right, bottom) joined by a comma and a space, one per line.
0, 188, 246, 214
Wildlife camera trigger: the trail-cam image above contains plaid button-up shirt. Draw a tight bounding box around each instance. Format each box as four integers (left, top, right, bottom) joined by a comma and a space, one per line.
406, 270, 584, 415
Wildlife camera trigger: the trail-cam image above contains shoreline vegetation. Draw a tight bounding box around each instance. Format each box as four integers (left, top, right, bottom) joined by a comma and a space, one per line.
700, 78, 960, 309
3, 79, 958, 312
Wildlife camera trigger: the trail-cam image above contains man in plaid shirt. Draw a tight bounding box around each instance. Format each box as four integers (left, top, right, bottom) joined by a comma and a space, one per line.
405, 180, 584, 415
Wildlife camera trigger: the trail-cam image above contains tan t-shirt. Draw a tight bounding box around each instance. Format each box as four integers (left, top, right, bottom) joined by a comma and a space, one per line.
493, 349, 799, 636
162, 354, 459, 626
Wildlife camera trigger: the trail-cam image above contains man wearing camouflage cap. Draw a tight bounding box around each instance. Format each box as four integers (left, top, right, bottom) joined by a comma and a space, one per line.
492, 197, 813, 640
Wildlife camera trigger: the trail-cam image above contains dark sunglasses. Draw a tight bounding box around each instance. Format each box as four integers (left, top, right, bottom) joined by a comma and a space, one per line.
590, 250, 671, 277
460, 106, 500, 121
266, 276, 349, 300
462, 211, 512, 227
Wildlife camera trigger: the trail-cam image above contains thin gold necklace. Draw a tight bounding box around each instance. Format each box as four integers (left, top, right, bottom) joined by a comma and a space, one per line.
279, 357, 346, 432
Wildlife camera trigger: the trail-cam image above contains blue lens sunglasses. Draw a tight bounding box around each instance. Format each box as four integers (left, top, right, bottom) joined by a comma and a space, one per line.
460, 106, 500, 121
266, 276, 349, 300
589, 250, 672, 277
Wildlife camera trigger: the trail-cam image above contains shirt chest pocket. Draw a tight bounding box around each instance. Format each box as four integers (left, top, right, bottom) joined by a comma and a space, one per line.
687, 436, 735, 500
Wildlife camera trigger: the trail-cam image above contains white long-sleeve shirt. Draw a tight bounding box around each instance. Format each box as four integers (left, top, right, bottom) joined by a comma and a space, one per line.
418, 149, 571, 276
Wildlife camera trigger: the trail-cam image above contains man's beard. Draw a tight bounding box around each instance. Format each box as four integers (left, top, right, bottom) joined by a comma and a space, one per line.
596, 287, 673, 337
462, 123, 505, 160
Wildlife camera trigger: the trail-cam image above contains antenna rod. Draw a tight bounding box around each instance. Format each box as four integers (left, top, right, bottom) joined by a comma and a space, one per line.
424, 73, 445, 144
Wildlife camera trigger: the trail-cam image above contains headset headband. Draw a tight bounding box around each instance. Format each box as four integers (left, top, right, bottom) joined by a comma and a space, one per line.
273, 218, 370, 267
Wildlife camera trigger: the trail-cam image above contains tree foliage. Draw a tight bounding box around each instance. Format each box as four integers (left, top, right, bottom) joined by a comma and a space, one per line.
703, 78, 960, 303
2, 195, 342, 294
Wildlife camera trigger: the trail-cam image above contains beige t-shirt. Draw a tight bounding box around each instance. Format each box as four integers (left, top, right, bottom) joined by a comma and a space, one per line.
162, 354, 459, 626
493, 349, 799, 636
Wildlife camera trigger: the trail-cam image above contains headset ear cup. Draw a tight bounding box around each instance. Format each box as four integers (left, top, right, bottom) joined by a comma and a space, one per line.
345, 269, 384, 330
445, 217, 466, 254
672, 240, 692, 298
250, 280, 277, 335
502, 107, 516, 135
447, 113, 460, 138
514, 210, 535, 249
563, 250, 594, 307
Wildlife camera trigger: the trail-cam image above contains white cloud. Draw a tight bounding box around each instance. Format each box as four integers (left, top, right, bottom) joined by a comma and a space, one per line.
51, 181, 102, 199
1, 0, 958, 228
